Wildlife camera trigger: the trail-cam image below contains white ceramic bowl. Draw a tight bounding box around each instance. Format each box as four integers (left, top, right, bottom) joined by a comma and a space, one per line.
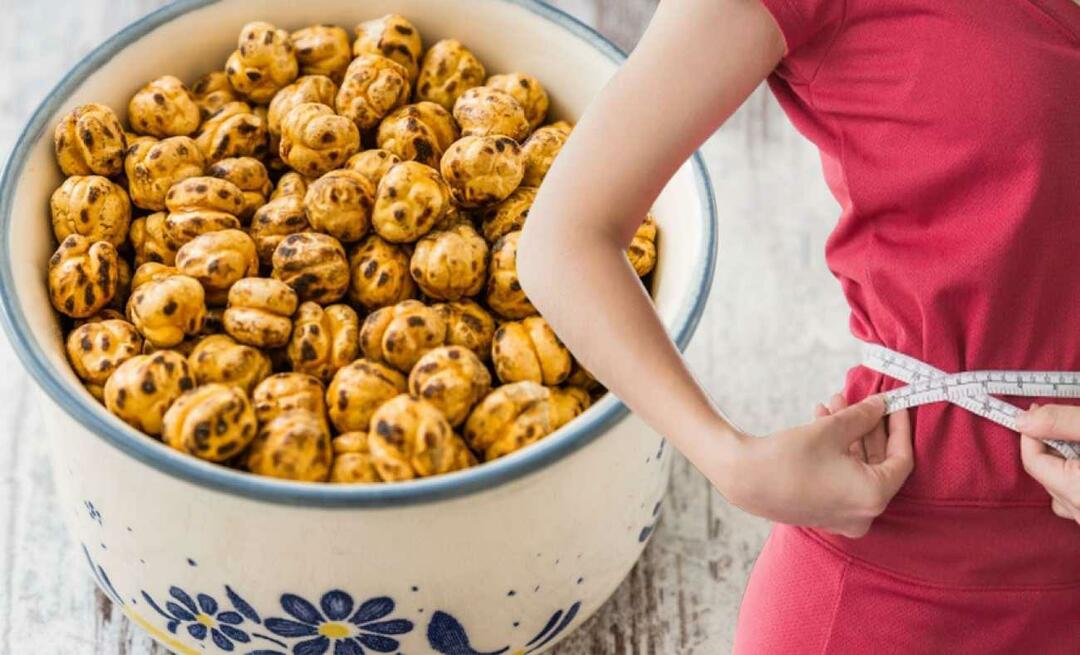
0, 1, 716, 653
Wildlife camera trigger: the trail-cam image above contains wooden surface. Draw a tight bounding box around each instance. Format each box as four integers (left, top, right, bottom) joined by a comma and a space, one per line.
0, 1, 854, 652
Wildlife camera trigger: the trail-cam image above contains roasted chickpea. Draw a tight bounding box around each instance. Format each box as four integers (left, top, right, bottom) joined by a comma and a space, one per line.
48, 236, 119, 318
304, 169, 375, 243
347, 234, 416, 310
271, 232, 350, 304
368, 394, 475, 481
371, 161, 451, 243
440, 135, 524, 208
188, 334, 271, 394
326, 358, 407, 433
53, 103, 126, 177
486, 230, 536, 319
279, 102, 360, 177
103, 350, 195, 436
291, 25, 352, 83
175, 229, 258, 305
225, 21, 299, 104
375, 102, 459, 168
566, 361, 602, 394
163, 176, 245, 248
487, 72, 550, 130
352, 14, 423, 81
65, 319, 143, 400
129, 212, 177, 266
107, 258, 134, 313
223, 277, 298, 348
128, 76, 201, 137
50, 175, 131, 246
206, 157, 272, 220
410, 221, 488, 300
125, 136, 206, 211
287, 302, 359, 381
492, 316, 571, 385
549, 385, 592, 429
628, 213, 658, 277
130, 262, 179, 289
345, 149, 401, 188
190, 71, 239, 120
408, 346, 491, 426
416, 39, 486, 111
127, 267, 207, 347
359, 299, 448, 373
437, 299, 496, 361
521, 124, 569, 187
330, 432, 382, 483
464, 381, 555, 460
195, 101, 269, 162
271, 171, 310, 200
163, 383, 257, 462
336, 54, 411, 130
252, 372, 327, 426
266, 75, 338, 136
245, 410, 332, 482
250, 194, 310, 266
453, 86, 530, 141
479, 185, 535, 243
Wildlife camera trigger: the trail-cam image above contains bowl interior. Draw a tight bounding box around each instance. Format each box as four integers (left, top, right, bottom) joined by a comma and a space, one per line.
0, 0, 715, 505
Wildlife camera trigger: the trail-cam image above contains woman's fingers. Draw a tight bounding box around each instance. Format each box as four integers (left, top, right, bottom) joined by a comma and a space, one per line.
1020, 434, 1071, 492
864, 420, 888, 465
814, 403, 830, 419
865, 408, 914, 499
1016, 404, 1080, 442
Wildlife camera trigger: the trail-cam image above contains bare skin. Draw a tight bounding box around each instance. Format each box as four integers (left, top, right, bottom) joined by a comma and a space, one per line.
1018, 404, 1080, 526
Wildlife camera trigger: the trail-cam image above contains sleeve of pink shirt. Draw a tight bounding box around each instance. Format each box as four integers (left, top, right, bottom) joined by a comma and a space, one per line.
757, 0, 846, 55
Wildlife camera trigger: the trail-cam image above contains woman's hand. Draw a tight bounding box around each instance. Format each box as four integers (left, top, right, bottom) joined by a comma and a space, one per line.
721, 395, 914, 538
1017, 403, 1080, 526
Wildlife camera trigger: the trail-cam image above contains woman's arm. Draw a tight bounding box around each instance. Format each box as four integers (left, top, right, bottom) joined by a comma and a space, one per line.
518, 0, 913, 538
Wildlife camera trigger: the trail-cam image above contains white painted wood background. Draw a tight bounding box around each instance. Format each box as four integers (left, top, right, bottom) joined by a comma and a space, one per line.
0, 0, 854, 652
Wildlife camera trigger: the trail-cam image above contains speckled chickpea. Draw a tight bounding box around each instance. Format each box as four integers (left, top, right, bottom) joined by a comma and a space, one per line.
360, 299, 448, 373
48, 236, 119, 318
266, 75, 337, 136
107, 258, 134, 313
245, 409, 332, 482
304, 169, 375, 243
486, 230, 536, 319
291, 25, 352, 83
330, 432, 382, 483
163, 383, 257, 462
375, 102, 459, 168
628, 213, 658, 277
127, 267, 207, 347
410, 221, 489, 300
50, 175, 131, 246
371, 161, 451, 243
278, 102, 360, 177
249, 194, 309, 266
549, 385, 592, 429
436, 299, 496, 361
441, 135, 524, 208
492, 316, 571, 385
129, 212, 177, 266
287, 302, 359, 381
127, 76, 201, 138
195, 101, 269, 162
464, 381, 555, 460
206, 157, 271, 220
479, 185, 536, 244
190, 71, 239, 120
252, 372, 326, 426
271, 171, 310, 200
223, 277, 297, 348
345, 149, 401, 188
520, 124, 569, 187
347, 234, 416, 310
103, 350, 195, 436
416, 39, 486, 111
453, 86, 530, 141
271, 232, 350, 304
125, 136, 206, 211
408, 346, 491, 427
53, 103, 126, 177
566, 361, 602, 394
225, 21, 298, 104
66, 319, 143, 400
368, 394, 475, 481
130, 262, 179, 289
336, 54, 411, 130
163, 176, 245, 248
352, 14, 423, 81
487, 72, 550, 130
175, 229, 259, 305
326, 358, 406, 433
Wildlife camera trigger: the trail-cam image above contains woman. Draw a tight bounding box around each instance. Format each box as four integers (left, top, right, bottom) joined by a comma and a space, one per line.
518, 0, 1080, 651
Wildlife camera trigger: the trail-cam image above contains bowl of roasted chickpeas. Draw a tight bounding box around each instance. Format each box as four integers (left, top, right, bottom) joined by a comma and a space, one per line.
0, 1, 716, 652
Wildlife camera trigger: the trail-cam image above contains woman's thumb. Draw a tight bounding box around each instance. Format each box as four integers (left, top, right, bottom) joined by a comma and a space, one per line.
826, 395, 886, 443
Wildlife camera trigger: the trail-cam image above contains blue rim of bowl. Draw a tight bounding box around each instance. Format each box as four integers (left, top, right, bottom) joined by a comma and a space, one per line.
0, 0, 717, 507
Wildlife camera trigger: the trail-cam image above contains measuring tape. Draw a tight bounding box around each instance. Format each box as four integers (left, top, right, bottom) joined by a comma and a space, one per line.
860, 342, 1080, 460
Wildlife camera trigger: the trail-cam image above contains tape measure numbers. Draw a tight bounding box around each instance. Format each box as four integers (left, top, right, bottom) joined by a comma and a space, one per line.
860, 343, 1080, 460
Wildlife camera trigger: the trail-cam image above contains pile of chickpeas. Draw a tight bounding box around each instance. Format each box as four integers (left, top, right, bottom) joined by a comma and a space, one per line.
47, 16, 659, 484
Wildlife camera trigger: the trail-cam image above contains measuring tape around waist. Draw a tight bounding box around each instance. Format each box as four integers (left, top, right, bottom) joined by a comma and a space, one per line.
860, 342, 1080, 460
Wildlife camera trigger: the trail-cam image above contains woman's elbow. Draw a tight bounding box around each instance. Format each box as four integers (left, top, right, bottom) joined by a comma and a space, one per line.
516, 222, 554, 303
